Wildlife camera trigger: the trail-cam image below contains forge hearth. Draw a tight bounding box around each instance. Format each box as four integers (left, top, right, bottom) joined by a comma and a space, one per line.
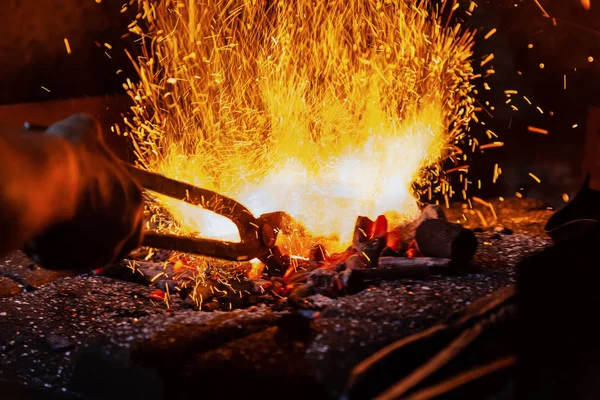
0, 199, 553, 399
92, 202, 482, 312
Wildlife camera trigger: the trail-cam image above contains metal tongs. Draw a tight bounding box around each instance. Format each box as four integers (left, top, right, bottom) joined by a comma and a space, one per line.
127, 166, 285, 268
24, 122, 285, 269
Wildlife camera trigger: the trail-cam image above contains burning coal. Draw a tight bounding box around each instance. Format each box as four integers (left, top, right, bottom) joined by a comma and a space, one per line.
120, 0, 477, 253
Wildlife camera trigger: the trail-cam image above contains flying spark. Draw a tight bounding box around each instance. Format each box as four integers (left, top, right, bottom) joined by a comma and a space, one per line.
528, 172, 541, 183
527, 126, 548, 135
63, 38, 72, 54
121, 0, 478, 251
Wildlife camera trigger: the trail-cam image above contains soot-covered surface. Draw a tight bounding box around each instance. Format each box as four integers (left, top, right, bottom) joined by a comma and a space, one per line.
0, 199, 552, 399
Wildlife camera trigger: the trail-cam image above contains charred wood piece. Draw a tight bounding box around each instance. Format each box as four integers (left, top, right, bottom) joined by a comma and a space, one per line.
415, 219, 477, 265
395, 204, 447, 251
355, 257, 453, 281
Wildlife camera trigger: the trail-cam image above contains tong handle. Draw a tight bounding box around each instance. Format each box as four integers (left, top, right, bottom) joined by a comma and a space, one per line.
142, 231, 255, 261
21, 121, 257, 227
125, 165, 256, 230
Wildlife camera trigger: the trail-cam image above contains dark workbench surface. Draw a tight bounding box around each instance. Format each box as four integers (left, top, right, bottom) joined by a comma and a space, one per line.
0, 198, 552, 399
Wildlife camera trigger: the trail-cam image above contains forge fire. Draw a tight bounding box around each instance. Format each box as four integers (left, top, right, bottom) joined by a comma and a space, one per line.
122, 0, 477, 245
116, 0, 487, 307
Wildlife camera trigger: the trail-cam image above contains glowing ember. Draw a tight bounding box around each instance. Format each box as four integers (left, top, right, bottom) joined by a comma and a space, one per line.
121, 0, 477, 252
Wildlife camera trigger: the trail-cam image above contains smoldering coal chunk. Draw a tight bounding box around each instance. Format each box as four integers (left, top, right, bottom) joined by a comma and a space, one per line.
287, 271, 311, 286
184, 282, 216, 307
252, 279, 272, 294
213, 279, 256, 309
153, 279, 179, 293
309, 244, 327, 269
362, 240, 387, 268
307, 269, 340, 297
380, 247, 403, 257
352, 216, 387, 268
340, 269, 365, 294
345, 253, 367, 270
415, 219, 477, 265
183, 279, 257, 310
353, 216, 374, 249
307, 268, 365, 298
97, 262, 151, 285
289, 284, 316, 306
100, 260, 195, 290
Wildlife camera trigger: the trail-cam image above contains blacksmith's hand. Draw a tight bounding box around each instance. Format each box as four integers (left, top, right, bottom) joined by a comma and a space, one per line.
23, 114, 144, 270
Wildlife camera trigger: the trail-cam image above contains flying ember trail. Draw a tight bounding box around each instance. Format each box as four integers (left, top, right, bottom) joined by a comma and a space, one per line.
121, 0, 477, 253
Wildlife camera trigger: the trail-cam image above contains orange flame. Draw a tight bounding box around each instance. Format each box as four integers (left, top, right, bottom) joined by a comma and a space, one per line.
121, 0, 476, 253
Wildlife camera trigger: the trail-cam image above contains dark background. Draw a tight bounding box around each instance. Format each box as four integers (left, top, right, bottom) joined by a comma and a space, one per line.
0, 0, 135, 105
465, 0, 600, 206
0, 0, 599, 206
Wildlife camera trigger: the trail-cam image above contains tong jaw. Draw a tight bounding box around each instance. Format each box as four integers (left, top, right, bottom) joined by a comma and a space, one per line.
128, 167, 285, 268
